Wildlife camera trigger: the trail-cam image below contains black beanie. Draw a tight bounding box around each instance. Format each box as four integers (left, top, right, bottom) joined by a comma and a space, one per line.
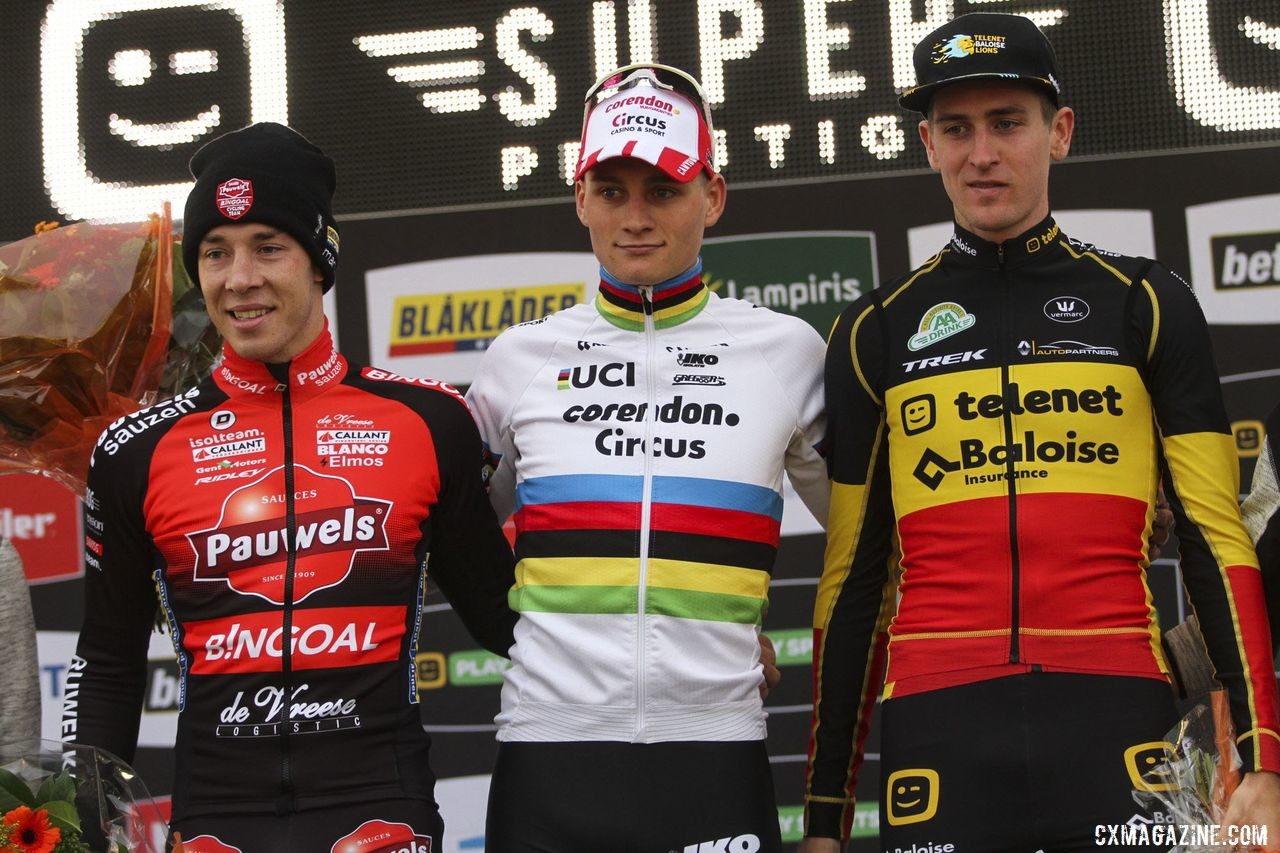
182, 122, 339, 292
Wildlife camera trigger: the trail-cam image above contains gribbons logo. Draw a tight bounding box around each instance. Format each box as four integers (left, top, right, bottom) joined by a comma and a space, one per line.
331, 819, 432, 853
908, 303, 977, 352
187, 466, 391, 604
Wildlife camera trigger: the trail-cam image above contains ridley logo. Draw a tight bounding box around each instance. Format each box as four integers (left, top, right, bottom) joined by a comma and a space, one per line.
331, 819, 432, 853
187, 466, 392, 604
215, 178, 254, 220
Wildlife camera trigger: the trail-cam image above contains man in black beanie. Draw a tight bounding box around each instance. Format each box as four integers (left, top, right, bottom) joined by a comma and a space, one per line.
805, 12, 1280, 851
63, 122, 517, 852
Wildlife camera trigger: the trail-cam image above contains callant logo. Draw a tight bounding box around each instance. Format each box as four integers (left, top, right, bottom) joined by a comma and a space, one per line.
331, 819, 432, 853
187, 466, 391, 604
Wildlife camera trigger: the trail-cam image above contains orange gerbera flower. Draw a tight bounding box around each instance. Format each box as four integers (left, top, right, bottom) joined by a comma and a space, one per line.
1, 805, 62, 853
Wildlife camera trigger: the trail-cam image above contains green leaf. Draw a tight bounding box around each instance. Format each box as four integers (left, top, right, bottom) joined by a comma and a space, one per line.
35, 773, 57, 804
42, 799, 82, 834
47, 772, 77, 804
0, 767, 34, 807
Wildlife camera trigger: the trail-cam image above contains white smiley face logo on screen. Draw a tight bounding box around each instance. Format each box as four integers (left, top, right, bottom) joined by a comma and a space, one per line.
41, 0, 288, 223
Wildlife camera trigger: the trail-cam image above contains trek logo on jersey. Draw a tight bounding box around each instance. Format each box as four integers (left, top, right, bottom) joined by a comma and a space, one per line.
1018, 339, 1119, 358
1044, 296, 1090, 323
187, 466, 391, 604
331, 819, 432, 853
902, 349, 987, 374
681, 834, 761, 853
907, 303, 976, 351
186, 606, 404, 675
556, 362, 637, 390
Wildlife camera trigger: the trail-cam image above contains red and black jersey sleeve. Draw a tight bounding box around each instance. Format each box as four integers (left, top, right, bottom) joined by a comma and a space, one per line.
1135, 263, 1280, 773
804, 291, 897, 840
1242, 403, 1280, 654
63, 392, 210, 763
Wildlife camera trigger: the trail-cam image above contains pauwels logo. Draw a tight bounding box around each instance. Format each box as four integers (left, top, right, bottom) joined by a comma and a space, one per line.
331, 819, 432, 853
187, 466, 391, 604
216, 178, 253, 219
908, 303, 976, 351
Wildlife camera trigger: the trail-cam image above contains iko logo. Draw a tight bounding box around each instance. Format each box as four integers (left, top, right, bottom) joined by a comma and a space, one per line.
1044, 296, 1090, 323
557, 362, 636, 390
210, 410, 236, 430
1212, 233, 1280, 289
681, 835, 761, 853
676, 352, 720, 367
907, 303, 976, 352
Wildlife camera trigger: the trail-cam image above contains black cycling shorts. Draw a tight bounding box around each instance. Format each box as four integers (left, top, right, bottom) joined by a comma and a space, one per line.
170, 799, 442, 853
485, 740, 783, 853
878, 671, 1179, 853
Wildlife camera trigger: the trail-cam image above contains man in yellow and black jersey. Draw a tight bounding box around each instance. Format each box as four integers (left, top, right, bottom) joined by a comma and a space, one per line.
803, 12, 1280, 851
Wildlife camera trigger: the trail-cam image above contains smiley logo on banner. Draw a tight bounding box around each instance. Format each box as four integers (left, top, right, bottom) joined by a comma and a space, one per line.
187, 465, 391, 604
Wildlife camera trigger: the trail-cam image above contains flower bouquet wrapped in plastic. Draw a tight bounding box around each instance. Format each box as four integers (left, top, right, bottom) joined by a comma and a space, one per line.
0, 207, 219, 496
0, 739, 166, 853
1131, 689, 1242, 851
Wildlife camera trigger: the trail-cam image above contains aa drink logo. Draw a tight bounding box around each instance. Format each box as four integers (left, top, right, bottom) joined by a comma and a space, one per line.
187, 465, 391, 604
331, 819, 432, 853
701, 232, 876, 336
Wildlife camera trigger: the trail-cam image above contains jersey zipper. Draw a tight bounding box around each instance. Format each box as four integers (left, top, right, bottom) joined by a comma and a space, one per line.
278, 375, 297, 810
636, 287, 657, 740
998, 244, 1023, 664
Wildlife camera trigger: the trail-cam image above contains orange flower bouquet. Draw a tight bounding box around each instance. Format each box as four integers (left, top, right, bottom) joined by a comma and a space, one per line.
0, 206, 219, 496
0, 740, 165, 853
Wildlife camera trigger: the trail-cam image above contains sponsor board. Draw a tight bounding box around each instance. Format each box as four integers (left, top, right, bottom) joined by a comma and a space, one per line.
1, 473, 83, 584
366, 252, 599, 385
449, 649, 512, 686
38, 630, 179, 747
434, 775, 491, 853
1186, 193, 1280, 324
777, 803, 878, 841
906, 210, 1155, 269
763, 628, 812, 666
702, 231, 875, 335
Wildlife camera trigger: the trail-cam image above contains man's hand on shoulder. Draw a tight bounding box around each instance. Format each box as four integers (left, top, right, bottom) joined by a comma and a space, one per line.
1222, 769, 1280, 851
759, 633, 781, 699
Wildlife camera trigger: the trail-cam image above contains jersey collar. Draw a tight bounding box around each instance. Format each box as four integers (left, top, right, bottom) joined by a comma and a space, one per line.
213, 322, 346, 401
594, 260, 710, 331
949, 215, 1065, 268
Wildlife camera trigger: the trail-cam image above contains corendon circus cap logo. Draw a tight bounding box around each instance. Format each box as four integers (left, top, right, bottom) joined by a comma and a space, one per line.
908, 302, 976, 351
187, 465, 391, 604
331, 819, 432, 853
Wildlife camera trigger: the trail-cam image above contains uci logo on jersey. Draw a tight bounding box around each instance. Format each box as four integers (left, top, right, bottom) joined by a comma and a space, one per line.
556, 362, 637, 390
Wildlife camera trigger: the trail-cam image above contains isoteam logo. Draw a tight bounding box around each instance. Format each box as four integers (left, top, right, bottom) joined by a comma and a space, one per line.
187, 465, 391, 604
